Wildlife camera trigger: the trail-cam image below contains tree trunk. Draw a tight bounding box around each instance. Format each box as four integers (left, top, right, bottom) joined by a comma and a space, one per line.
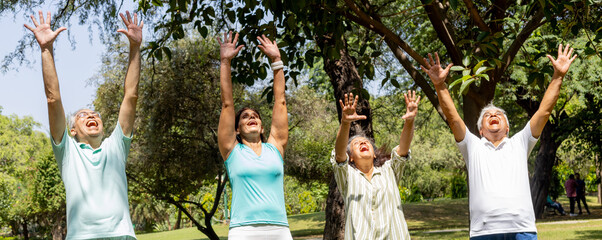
318, 34, 373, 240
21, 220, 29, 240
174, 209, 182, 230
530, 124, 561, 218
52, 213, 66, 240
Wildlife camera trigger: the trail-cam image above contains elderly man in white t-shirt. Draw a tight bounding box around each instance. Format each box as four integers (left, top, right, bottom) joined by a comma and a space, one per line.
419, 45, 576, 240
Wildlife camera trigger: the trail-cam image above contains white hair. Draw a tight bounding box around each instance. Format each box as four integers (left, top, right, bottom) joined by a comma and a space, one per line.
346, 135, 376, 156
477, 103, 510, 132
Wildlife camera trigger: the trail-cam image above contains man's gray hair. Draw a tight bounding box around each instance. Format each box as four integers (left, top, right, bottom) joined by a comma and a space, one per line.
68, 108, 90, 130
477, 103, 510, 131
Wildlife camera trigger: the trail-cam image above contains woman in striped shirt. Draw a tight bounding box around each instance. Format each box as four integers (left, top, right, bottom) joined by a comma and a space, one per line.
332, 91, 420, 239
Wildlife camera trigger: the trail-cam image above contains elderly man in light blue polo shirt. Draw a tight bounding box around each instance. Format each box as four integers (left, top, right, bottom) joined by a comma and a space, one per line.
25, 10, 143, 239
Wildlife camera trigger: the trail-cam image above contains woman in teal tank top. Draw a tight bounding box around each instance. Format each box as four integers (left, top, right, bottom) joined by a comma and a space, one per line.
217, 31, 292, 239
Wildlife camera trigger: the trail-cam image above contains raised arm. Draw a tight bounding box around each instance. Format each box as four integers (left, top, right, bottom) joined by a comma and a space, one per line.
24, 11, 67, 144
396, 90, 420, 156
334, 93, 367, 163
116, 11, 143, 137
421, 53, 466, 142
217, 32, 244, 160
530, 44, 577, 138
258, 35, 288, 156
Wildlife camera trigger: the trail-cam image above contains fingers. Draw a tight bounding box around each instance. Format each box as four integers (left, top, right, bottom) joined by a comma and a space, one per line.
134, 13, 138, 25
435, 52, 441, 66
444, 63, 453, 73
569, 54, 577, 62
117, 29, 127, 34
416, 95, 421, 104
558, 43, 562, 57
235, 45, 244, 52
223, 32, 228, 43
228, 31, 232, 43
233, 32, 239, 45
339, 99, 345, 109
257, 35, 267, 46
403, 92, 409, 104
119, 13, 128, 25
355, 115, 367, 120
546, 54, 555, 63
139, 20, 144, 29
423, 58, 432, 69
30, 14, 39, 27
567, 48, 574, 58
55, 27, 67, 35
46, 12, 51, 25
352, 95, 359, 109
420, 65, 429, 74
38, 11, 44, 25
24, 24, 34, 32
563, 44, 570, 55
126, 11, 132, 23
428, 53, 435, 67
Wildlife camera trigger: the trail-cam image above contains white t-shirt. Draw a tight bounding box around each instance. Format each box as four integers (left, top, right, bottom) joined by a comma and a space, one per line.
457, 121, 538, 237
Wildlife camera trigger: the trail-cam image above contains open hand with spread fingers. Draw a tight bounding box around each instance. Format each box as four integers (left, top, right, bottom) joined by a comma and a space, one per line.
24, 11, 67, 50
339, 93, 367, 124
547, 44, 577, 77
218, 31, 244, 62
257, 35, 281, 63
117, 11, 143, 47
420, 52, 453, 87
402, 90, 421, 120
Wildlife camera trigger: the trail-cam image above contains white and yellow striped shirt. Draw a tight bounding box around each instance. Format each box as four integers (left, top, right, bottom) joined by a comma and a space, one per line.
331, 146, 410, 240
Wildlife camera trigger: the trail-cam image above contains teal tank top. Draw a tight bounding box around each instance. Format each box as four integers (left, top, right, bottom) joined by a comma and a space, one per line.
225, 143, 288, 228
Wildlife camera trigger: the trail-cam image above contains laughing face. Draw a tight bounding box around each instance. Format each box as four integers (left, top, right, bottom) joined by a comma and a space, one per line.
479, 109, 509, 137
70, 109, 104, 141
236, 109, 264, 137
348, 136, 375, 163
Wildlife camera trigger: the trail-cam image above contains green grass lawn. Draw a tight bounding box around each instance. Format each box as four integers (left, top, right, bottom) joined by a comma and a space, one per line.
134, 196, 602, 240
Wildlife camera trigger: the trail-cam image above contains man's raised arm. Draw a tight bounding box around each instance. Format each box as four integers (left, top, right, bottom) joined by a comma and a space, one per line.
420, 53, 466, 142
24, 11, 67, 143
530, 44, 577, 138
116, 11, 143, 137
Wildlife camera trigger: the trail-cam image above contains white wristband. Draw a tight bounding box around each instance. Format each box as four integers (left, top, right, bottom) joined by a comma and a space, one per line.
271, 60, 284, 70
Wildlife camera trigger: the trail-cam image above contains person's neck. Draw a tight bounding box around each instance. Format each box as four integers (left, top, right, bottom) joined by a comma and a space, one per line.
241, 136, 263, 155
78, 138, 102, 149
355, 159, 374, 180
483, 133, 507, 147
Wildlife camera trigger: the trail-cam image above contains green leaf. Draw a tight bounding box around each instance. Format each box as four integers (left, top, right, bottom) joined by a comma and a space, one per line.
476, 74, 489, 81
450, 66, 465, 71
472, 60, 486, 74
462, 56, 470, 67
448, 78, 463, 89
462, 69, 471, 77
152, 0, 163, 7
584, 47, 596, 56
162, 47, 172, 60
381, 77, 389, 87
477, 31, 490, 42
370, 51, 382, 58
199, 26, 208, 38
449, 0, 458, 10
391, 78, 400, 88
258, 66, 267, 79
459, 78, 476, 96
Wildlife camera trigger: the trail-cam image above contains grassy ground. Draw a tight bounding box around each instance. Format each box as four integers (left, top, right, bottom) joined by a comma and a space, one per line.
111, 196, 602, 240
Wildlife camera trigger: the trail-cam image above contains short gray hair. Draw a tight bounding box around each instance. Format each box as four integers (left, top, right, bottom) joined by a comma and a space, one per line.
68, 108, 90, 130
346, 135, 376, 157
477, 103, 510, 132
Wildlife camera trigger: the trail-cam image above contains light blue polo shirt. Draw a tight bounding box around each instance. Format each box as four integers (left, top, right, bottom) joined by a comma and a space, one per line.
52, 123, 136, 240
225, 143, 289, 228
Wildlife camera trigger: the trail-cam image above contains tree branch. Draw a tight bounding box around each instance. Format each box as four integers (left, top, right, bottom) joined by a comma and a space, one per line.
462, 0, 491, 32
421, 0, 463, 65
499, 9, 544, 78
384, 38, 447, 122
342, 0, 427, 66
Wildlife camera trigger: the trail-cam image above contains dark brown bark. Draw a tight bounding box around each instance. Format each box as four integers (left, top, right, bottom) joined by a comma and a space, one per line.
22, 220, 29, 240
51, 212, 66, 240
529, 124, 561, 218
174, 209, 182, 230
317, 34, 373, 240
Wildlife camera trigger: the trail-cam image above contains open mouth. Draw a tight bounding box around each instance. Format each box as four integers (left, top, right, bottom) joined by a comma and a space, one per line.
247, 121, 258, 126
359, 144, 369, 152
86, 120, 98, 128
489, 118, 500, 125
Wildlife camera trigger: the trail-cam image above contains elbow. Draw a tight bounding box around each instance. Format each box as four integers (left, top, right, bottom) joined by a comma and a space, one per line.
124, 93, 139, 102
222, 101, 234, 109
46, 96, 61, 105
276, 99, 286, 107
